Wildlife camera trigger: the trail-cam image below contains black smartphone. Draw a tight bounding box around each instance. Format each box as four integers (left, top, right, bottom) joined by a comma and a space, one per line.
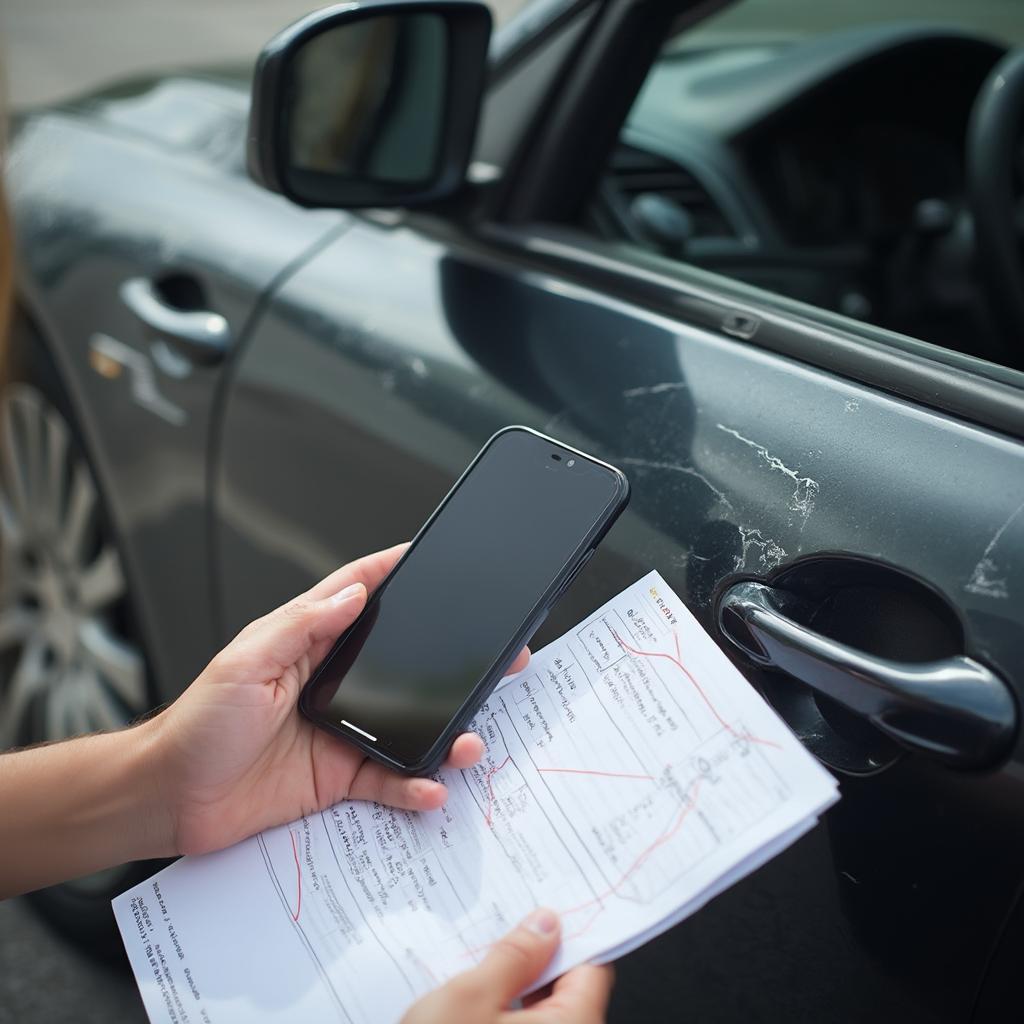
300, 425, 629, 775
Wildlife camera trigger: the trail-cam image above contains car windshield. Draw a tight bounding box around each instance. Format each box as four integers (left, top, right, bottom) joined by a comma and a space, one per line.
672, 0, 1023, 49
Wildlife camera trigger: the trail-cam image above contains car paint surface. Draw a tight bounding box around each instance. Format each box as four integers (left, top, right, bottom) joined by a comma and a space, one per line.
6, 22, 1024, 1024
216, 217, 1024, 1021
9, 88, 347, 693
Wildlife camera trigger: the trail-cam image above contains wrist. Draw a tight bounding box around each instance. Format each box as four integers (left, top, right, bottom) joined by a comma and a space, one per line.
130, 714, 180, 860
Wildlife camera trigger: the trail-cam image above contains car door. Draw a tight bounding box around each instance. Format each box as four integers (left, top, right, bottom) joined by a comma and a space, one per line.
9, 78, 347, 697
214, 2, 1024, 1022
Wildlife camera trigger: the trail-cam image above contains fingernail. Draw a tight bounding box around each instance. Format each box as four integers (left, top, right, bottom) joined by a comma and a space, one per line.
329, 583, 363, 606
523, 908, 559, 936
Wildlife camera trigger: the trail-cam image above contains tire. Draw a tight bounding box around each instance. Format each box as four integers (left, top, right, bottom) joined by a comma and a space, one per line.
0, 312, 162, 958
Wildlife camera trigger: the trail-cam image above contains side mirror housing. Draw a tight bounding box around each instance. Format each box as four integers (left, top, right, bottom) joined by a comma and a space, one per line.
247, 1, 491, 208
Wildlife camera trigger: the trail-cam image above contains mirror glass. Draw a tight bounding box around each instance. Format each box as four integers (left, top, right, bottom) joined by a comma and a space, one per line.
285, 14, 449, 203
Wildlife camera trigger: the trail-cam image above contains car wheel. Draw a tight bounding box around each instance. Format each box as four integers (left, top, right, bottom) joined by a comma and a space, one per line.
0, 369, 157, 954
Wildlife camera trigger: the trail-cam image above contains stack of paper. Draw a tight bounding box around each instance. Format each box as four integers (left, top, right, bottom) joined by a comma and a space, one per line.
114, 571, 838, 1023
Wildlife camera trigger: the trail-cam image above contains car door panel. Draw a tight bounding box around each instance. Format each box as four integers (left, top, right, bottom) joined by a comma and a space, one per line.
9, 97, 346, 695
216, 216, 1023, 1022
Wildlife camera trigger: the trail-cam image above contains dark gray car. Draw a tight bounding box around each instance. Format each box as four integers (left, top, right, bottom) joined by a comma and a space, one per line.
5, 0, 1024, 1020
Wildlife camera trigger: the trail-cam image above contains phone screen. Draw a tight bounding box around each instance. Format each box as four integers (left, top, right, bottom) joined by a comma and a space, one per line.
303, 429, 625, 768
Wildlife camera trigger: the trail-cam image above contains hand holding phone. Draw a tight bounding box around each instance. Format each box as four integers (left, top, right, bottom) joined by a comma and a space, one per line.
301, 426, 630, 775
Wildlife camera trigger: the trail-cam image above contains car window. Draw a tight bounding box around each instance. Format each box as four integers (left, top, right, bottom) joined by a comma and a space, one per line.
583, 0, 1024, 371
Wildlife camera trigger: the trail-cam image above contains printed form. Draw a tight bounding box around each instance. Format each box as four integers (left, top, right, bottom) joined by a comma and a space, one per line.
113, 571, 838, 1023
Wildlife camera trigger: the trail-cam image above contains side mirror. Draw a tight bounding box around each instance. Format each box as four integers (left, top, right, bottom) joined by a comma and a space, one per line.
247, 1, 491, 208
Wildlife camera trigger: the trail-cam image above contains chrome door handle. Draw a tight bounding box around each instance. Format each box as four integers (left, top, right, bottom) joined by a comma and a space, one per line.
121, 277, 231, 365
717, 581, 1017, 768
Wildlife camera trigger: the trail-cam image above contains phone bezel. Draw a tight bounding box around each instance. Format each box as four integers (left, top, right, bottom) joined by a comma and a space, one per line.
298, 424, 630, 776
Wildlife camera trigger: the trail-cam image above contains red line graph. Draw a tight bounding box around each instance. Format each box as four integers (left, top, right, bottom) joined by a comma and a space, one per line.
482, 758, 654, 826
289, 829, 302, 923
561, 777, 703, 940
483, 756, 512, 826
536, 767, 654, 781
611, 628, 780, 750
462, 777, 705, 958
460, 620, 778, 957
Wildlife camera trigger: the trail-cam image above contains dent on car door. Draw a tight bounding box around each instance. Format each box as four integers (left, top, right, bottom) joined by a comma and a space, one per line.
8, 86, 346, 698
217, 209, 1024, 1022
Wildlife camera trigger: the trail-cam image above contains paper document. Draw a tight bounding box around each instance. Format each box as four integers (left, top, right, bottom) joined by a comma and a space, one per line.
114, 571, 837, 1023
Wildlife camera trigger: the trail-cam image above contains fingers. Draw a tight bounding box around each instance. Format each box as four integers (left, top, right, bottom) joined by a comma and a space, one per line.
335, 732, 482, 810
347, 758, 448, 811
514, 964, 615, 1024
507, 646, 531, 676
444, 732, 485, 769
469, 909, 561, 1009
223, 543, 406, 676
217, 582, 368, 679
305, 543, 409, 602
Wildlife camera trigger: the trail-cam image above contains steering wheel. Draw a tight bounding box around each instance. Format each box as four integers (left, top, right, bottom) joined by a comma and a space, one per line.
967, 50, 1024, 347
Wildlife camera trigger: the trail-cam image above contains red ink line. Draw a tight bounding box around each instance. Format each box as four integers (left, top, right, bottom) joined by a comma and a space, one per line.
483, 760, 653, 824
536, 767, 654, 781
411, 951, 439, 986
561, 777, 704, 930
483, 756, 512, 826
461, 777, 704, 959
289, 829, 302, 923
612, 629, 781, 750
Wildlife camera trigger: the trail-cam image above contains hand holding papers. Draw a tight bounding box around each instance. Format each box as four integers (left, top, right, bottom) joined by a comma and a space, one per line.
114, 571, 837, 1023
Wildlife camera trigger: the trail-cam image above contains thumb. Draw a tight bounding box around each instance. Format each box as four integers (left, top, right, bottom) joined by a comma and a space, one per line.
224, 582, 367, 676
470, 909, 561, 1008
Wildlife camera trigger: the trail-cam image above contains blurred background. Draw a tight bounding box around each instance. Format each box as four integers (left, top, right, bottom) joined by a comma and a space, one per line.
4, 0, 1022, 109
0, 0, 531, 109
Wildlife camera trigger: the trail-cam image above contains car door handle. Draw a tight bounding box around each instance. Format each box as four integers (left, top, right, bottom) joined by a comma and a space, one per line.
120, 277, 231, 365
717, 581, 1017, 768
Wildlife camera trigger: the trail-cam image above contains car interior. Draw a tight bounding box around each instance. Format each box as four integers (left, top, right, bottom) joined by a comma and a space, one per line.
584, 4, 1024, 372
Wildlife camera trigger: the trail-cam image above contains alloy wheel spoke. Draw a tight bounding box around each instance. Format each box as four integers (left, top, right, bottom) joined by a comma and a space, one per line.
0, 384, 149, 755
0, 490, 25, 552
0, 635, 49, 748
42, 406, 70, 535
78, 665, 131, 733
0, 607, 36, 652
57, 671, 93, 737
78, 618, 146, 711
78, 545, 125, 612
44, 678, 73, 741
60, 462, 96, 567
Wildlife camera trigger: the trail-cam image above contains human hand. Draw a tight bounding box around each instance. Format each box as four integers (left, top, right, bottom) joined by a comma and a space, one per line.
402, 910, 614, 1024
145, 544, 530, 856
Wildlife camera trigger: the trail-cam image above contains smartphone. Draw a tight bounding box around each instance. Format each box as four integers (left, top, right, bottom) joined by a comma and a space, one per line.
300, 425, 629, 775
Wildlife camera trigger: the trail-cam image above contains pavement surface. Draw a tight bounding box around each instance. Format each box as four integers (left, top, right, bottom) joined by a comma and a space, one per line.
0, 898, 145, 1024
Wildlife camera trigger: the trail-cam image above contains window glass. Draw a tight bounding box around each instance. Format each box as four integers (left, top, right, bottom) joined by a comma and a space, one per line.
586, 0, 1024, 369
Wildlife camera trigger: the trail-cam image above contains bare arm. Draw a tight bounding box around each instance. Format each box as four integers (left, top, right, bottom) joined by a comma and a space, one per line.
0, 544, 523, 899
0, 723, 170, 899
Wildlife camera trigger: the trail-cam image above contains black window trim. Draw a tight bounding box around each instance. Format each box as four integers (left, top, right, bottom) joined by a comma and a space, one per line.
481, 222, 1024, 440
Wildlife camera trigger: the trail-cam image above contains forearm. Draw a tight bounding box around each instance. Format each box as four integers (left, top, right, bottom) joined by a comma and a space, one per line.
0, 719, 174, 899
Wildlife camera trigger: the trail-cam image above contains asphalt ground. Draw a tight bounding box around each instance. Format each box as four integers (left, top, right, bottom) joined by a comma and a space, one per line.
0, 898, 146, 1024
